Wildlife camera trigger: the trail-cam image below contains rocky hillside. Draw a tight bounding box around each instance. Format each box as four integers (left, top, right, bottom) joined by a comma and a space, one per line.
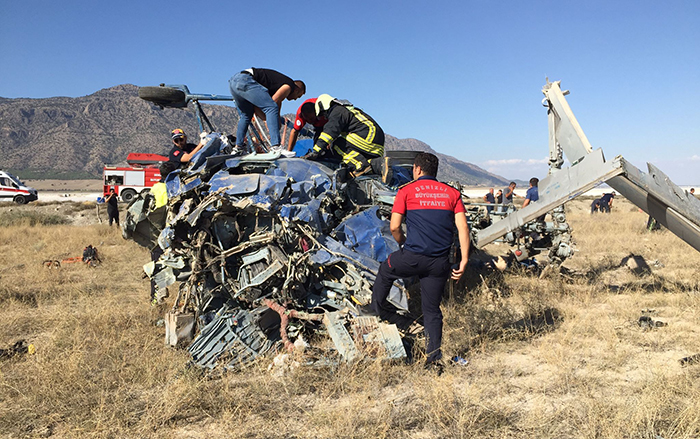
0, 84, 509, 185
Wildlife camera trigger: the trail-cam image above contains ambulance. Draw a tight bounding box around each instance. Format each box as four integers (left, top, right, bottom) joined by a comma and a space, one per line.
0, 170, 38, 204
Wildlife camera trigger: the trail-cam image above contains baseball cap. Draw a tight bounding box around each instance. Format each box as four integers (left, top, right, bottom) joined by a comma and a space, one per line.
171, 128, 186, 139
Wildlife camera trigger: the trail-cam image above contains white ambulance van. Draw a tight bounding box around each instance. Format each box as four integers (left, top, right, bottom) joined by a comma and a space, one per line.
0, 170, 38, 204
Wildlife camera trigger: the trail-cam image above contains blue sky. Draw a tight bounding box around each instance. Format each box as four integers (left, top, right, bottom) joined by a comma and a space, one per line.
1, 0, 698, 183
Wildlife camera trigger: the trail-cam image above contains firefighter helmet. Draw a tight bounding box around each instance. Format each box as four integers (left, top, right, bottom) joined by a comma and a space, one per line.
315, 94, 334, 116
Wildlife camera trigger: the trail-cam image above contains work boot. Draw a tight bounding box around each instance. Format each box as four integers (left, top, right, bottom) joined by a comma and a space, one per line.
370, 157, 393, 185
424, 360, 444, 376
350, 162, 373, 178
382, 157, 393, 185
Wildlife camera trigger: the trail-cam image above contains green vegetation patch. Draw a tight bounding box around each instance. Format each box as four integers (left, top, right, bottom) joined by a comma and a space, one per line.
0, 210, 69, 226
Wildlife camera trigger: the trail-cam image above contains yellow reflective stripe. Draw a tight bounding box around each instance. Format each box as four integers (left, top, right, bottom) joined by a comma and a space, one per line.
345, 133, 384, 155
313, 145, 323, 152
340, 150, 362, 167
347, 107, 376, 143
319, 132, 334, 144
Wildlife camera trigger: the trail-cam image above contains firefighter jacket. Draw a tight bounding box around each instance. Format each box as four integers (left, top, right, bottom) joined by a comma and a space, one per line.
313, 103, 385, 158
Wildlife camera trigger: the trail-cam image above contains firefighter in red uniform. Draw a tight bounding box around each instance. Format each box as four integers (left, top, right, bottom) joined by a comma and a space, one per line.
287, 98, 329, 152
371, 152, 470, 372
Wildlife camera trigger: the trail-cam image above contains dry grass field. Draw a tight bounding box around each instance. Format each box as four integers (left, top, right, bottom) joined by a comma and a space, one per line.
1, 197, 700, 438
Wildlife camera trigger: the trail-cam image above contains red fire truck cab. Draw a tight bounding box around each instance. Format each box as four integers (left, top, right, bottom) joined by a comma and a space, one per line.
103, 153, 167, 202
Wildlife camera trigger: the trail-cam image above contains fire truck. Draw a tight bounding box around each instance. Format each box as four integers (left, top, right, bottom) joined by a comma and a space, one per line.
103, 153, 167, 202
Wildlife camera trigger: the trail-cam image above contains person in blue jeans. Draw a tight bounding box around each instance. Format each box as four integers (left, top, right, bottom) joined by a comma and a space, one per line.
229, 68, 305, 153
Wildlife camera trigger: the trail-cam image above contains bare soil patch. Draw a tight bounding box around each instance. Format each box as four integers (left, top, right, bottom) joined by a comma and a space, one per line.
24, 179, 103, 192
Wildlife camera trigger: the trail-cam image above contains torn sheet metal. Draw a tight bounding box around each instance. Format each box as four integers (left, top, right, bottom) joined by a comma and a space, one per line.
323, 312, 360, 361
542, 79, 700, 253
188, 307, 279, 370
321, 313, 406, 362
475, 148, 624, 248
124, 135, 415, 369
350, 316, 407, 360
165, 311, 195, 347
608, 161, 700, 252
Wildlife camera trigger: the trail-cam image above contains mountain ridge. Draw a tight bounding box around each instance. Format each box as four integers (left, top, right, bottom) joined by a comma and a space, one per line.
0, 84, 510, 186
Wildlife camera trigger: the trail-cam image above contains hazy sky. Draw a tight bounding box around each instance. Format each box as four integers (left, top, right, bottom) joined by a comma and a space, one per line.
1, 0, 698, 183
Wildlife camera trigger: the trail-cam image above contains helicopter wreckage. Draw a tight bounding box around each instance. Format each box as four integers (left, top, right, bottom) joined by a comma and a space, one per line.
123, 80, 700, 370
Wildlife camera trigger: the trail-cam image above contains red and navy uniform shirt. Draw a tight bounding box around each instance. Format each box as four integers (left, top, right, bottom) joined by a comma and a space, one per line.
168, 143, 197, 164
392, 176, 466, 257
293, 98, 328, 131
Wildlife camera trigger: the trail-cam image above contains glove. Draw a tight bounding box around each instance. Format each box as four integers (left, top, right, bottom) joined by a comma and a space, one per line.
199, 131, 210, 143
304, 150, 322, 161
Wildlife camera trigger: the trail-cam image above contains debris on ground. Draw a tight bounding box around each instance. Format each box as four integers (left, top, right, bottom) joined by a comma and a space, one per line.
622, 253, 652, 276
123, 135, 419, 370
638, 315, 667, 329
0, 340, 35, 360
42, 244, 102, 268
679, 354, 700, 367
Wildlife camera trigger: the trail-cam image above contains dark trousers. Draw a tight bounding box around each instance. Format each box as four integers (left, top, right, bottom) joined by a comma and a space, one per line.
372, 248, 450, 363
150, 246, 164, 300
108, 209, 119, 226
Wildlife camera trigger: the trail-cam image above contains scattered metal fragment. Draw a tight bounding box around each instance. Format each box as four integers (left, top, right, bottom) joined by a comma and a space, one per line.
164, 311, 195, 347
679, 354, 700, 367
622, 254, 652, 276
638, 315, 667, 329
0, 340, 35, 360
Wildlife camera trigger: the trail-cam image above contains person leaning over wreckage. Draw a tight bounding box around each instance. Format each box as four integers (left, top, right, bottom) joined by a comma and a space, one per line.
229, 68, 305, 155
599, 191, 615, 213
168, 128, 206, 167
287, 98, 328, 152
303, 94, 388, 179
369, 152, 470, 373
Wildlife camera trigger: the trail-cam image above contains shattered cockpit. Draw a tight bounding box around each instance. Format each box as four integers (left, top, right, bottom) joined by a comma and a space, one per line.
123, 138, 414, 369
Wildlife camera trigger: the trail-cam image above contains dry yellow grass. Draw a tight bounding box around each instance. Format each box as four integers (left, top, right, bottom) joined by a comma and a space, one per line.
1, 197, 700, 438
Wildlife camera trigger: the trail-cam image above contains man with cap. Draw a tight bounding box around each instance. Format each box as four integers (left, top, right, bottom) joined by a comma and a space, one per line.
287, 98, 328, 152
168, 128, 205, 168
304, 94, 385, 177
229, 68, 305, 154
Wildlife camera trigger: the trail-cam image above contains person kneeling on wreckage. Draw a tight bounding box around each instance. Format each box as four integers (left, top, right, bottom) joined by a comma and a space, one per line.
303, 94, 392, 182
369, 152, 470, 374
